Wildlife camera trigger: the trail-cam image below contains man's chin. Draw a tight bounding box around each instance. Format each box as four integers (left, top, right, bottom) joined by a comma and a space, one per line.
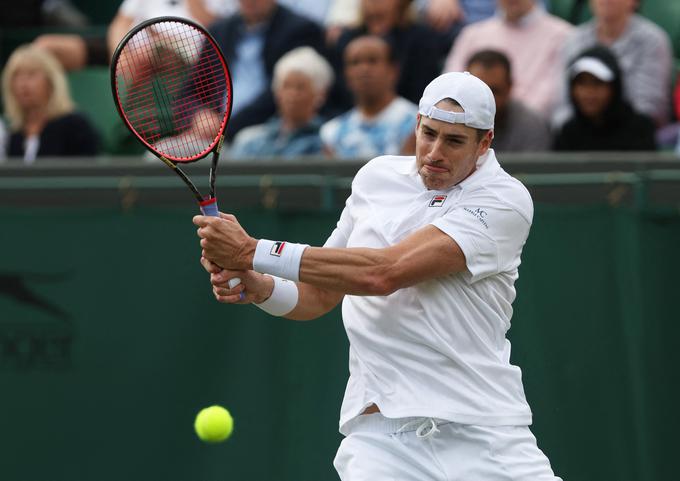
420, 173, 449, 191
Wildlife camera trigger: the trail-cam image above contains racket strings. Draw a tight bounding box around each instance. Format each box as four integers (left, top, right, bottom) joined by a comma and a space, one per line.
114, 20, 231, 161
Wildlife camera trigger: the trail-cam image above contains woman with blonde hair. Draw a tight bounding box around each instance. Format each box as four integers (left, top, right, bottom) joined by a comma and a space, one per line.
2, 44, 99, 162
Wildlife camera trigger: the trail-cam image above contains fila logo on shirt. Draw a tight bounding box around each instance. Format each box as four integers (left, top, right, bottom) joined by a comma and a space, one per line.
429, 194, 447, 207
270, 242, 286, 256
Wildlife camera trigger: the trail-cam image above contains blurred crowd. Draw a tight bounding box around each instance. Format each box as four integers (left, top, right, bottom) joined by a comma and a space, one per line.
0, 0, 679, 163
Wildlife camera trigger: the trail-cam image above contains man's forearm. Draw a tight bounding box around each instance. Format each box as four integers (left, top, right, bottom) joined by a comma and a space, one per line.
298, 246, 402, 296
250, 226, 466, 298
250, 243, 398, 297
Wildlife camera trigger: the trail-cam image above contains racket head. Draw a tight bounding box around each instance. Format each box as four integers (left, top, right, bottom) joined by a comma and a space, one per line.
111, 16, 232, 163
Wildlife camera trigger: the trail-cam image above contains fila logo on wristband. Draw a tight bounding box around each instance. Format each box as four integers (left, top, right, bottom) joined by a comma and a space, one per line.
429, 195, 447, 207
254, 239, 309, 282
270, 241, 286, 256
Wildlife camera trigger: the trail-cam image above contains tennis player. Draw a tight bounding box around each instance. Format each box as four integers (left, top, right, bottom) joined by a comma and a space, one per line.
194, 72, 561, 480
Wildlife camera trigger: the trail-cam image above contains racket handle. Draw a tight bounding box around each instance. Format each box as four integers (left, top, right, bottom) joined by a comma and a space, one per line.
199, 197, 219, 217
198, 198, 242, 291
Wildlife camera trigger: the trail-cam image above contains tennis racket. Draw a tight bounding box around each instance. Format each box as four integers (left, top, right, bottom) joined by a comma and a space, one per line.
111, 16, 240, 288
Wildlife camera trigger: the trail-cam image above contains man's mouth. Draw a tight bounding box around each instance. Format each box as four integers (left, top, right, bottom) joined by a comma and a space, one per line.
424, 164, 448, 174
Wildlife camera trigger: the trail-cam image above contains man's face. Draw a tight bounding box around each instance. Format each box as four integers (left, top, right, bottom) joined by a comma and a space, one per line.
238, 0, 276, 24
415, 102, 492, 191
590, 0, 637, 21
497, 0, 535, 21
467, 63, 511, 117
344, 37, 396, 102
571, 73, 613, 119
361, 0, 402, 35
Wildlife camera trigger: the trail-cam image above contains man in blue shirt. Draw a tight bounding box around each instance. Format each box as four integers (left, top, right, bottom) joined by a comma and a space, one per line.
209, 0, 324, 140
321, 35, 417, 160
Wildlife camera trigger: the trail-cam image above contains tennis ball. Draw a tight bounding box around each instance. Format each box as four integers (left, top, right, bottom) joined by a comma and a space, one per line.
194, 405, 233, 443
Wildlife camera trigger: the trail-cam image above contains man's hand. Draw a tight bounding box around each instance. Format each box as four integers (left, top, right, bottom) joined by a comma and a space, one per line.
200, 256, 274, 305
193, 213, 257, 271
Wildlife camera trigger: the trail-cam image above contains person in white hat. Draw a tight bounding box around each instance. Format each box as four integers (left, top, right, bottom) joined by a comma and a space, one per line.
194, 71, 561, 480
554, 45, 656, 151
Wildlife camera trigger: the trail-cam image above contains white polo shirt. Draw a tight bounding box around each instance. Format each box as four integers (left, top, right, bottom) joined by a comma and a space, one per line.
324, 150, 534, 434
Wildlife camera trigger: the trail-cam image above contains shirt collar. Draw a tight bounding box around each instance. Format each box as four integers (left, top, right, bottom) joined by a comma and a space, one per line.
395, 156, 418, 176
270, 116, 323, 135
237, 16, 269, 36
499, 5, 544, 27
457, 149, 501, 191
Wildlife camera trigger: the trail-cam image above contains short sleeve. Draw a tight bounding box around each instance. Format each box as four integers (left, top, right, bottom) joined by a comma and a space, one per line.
324, 195, 354, 248
431, 198, 531, 283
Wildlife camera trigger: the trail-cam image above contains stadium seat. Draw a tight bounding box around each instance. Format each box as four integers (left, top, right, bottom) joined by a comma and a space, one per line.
70, 0, 119, 24
68, 66, 142, 154
548, 0, 590, 24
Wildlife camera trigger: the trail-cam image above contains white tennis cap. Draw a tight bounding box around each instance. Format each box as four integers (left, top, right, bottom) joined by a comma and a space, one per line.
569, 57, 614, 82
418, 72, 495, 130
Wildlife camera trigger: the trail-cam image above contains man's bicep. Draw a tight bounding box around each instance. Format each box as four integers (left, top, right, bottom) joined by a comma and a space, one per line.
388, 226, 468, 287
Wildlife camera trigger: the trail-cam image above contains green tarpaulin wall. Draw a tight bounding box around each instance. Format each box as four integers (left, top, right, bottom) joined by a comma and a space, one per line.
1, 204, 678, 481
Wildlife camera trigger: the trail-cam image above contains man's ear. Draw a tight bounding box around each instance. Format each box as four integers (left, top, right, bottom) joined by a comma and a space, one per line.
477, 130, 494, 155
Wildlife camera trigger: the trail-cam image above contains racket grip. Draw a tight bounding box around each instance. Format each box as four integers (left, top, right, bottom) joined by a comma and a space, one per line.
198, 198, 241, 290
199, 198, 219, 217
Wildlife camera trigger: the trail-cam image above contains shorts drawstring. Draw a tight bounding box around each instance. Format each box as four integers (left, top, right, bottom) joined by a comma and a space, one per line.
397, 417, 440, 439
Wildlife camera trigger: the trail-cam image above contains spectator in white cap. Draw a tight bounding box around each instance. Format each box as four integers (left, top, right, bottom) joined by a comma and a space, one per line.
554, 0, 672, 128
553, 45, 656, 151
194, 71, 563, 481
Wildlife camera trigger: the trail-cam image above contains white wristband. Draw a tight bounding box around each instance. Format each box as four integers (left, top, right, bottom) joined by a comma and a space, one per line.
254, 275, 298, 316
253, 239, 309, 282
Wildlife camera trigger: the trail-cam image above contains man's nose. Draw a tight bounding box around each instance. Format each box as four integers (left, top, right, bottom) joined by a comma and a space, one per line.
428, 138, 446, 161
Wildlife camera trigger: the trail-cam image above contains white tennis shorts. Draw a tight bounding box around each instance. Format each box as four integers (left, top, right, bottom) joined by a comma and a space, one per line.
334, 413, 562, 481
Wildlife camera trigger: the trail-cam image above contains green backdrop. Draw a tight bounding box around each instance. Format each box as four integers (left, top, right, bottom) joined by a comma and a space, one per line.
1, 204, 678, 481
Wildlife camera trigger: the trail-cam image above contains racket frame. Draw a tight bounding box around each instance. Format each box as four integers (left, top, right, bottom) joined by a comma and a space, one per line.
110, 16, 232, 205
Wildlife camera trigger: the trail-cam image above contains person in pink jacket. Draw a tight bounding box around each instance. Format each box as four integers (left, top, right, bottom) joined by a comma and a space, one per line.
443, 0, 572, 118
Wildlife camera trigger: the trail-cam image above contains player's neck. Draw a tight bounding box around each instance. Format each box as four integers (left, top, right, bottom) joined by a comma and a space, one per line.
358, 94, 395, 118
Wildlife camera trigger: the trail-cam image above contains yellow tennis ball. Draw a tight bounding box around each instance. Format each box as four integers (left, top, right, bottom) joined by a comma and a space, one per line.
194, 405, 233, 443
